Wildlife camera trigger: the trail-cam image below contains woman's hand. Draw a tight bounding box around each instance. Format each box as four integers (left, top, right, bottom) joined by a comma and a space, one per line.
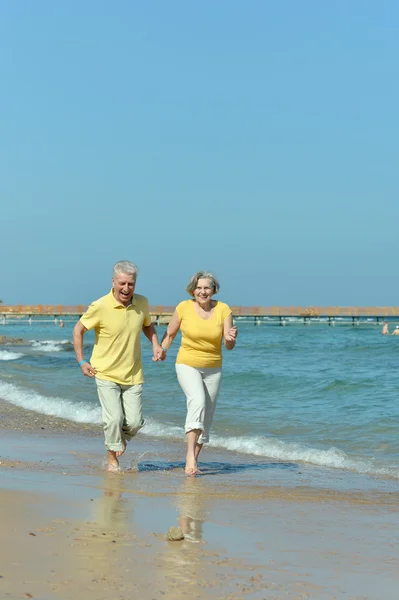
225, 326, 237, 342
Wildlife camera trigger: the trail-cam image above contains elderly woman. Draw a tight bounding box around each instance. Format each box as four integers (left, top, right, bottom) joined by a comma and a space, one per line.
161, 271, 237, 475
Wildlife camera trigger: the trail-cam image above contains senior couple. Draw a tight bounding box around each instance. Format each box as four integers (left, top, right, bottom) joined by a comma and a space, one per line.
72, 260, 237, 474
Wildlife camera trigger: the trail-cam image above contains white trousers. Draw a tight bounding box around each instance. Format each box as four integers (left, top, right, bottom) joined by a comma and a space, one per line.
175, 364, 222, 444
95, 378, 144, 452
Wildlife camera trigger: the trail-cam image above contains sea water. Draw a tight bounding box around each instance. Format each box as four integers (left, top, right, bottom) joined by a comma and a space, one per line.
1, 319, 399, 484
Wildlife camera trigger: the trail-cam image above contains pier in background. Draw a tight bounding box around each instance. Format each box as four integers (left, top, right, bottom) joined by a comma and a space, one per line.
1, 305, 399, 326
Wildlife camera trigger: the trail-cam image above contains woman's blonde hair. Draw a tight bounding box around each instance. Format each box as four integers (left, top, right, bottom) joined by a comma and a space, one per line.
186, 271, 220, 296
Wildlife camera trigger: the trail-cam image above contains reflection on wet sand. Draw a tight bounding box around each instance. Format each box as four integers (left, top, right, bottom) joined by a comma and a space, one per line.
153, 477, 209, 599
95, 471, 129, 531
66, 472, 143, 597
176, 476, 206, 543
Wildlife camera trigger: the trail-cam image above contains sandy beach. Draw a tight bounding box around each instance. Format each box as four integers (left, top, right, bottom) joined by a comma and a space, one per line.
0, 400, 398, 600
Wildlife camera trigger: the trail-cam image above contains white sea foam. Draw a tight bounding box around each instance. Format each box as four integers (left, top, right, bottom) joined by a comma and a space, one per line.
0, 350, 24, 361
207, 434, 399, 479
30, 340, 72, 353
0, 380, 397, 479
142, 418, 184, 439
0, 380, 101, 424
141, 421, 399, 479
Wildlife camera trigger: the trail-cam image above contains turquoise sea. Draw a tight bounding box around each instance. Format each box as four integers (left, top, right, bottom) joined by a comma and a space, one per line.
1, 318, 399, 488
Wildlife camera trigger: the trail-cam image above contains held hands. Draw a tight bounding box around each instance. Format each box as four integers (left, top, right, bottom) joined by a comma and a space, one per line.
152, 345, 167, 362
80, 362, 97, 378
225, 326, 238, 342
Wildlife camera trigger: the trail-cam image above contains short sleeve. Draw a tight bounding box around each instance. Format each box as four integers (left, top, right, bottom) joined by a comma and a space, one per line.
220, 302, 232, 321
80, 301, 101, 331
176, 301, 187, 319
143, 297, 152, 327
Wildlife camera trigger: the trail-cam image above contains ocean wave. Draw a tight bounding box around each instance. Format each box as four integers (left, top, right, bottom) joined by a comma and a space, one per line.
141, 420, 399, 479
0, 350, 24, 361
0, 380, 101, 424
29, 340, 73, 353
208, 434, 399, 479
321, 379, 376, 392
142, 418, 184, 439
0, 380, 397, 479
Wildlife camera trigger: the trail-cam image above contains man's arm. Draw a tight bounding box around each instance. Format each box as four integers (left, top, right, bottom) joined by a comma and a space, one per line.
142, 322, 165, 361
72, 321, 97, 377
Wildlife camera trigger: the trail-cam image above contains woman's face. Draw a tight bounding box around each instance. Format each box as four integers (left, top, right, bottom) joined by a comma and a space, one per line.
193, 278, 214, 305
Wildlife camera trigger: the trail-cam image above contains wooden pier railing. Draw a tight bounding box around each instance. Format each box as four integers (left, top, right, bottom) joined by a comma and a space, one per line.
1, 305, 399, 317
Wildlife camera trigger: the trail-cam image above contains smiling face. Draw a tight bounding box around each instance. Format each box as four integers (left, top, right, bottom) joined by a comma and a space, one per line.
112, 272, 136, 307
193, 278, 214, 307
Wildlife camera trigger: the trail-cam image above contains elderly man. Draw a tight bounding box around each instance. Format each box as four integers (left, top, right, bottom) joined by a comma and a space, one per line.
73, 260, 165, 471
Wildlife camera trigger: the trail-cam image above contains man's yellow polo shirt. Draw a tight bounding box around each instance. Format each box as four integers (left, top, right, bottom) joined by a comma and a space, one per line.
80, 290, 152, 386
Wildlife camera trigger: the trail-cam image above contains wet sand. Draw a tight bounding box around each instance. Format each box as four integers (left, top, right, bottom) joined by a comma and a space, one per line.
0, 406, 398, 599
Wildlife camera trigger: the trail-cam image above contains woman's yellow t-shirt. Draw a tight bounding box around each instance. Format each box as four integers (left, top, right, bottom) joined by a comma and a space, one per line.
175, 300, 232, 368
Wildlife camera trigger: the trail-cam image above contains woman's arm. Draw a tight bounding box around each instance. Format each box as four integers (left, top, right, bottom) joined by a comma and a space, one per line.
142, 322, 165, 361
161, 310, 182, 351
223, 313, 237, 350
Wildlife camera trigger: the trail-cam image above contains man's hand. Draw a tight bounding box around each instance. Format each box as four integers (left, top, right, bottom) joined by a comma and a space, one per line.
80, 362, 97, 377
152, 345, 166, 362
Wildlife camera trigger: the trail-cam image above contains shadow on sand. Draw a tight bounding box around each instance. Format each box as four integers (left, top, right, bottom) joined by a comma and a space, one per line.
136, 460, 298, 475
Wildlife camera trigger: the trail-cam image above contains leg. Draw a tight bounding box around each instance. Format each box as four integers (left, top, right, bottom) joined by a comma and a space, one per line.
120, 383, 144, 443
194, 442, 203, 461
198, 368, 222, 446
194, 369, 221, 464
175, 364, 206, 475
186, 429, 201, 475
95, 378, 125, 471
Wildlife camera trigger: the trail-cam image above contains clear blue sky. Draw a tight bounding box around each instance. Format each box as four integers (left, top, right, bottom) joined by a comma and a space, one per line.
1, 1, 398, 307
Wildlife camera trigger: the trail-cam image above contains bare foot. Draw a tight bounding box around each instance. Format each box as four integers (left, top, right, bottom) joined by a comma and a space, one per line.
107, 450, 120, 472
185, 455, 199, 476
115, 439, 127, 458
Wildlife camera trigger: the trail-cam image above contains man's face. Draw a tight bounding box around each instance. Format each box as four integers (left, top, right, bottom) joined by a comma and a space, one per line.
112, 272, 136, 306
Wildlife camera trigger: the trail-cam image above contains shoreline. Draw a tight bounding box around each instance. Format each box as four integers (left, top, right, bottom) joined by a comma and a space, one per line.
0, 428, 398, 599
1, 397, 398, 504
1, 396, 399, 498
0, 395, 101, 435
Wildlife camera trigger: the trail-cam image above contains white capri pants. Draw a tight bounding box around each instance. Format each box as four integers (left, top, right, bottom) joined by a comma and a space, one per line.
175, 364, 222, 444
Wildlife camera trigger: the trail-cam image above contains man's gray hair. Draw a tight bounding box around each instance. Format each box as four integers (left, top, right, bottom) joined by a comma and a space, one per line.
186, 271, 220, 296
113, 260, 139, 279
